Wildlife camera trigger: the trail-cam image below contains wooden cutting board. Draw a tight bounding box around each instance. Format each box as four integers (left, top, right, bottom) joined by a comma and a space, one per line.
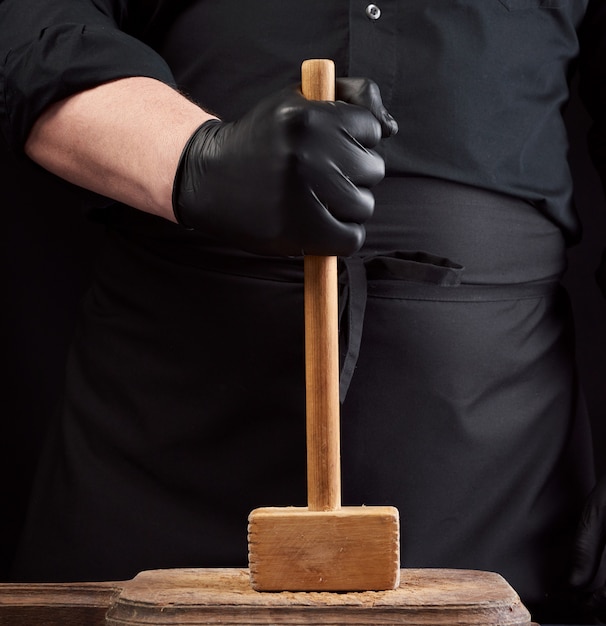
102, 567, 535, 625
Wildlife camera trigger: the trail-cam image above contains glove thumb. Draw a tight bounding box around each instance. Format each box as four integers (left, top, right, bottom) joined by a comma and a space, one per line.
335, 77, 398, 137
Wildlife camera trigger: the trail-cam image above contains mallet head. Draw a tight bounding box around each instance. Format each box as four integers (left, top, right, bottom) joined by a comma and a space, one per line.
248, 505, 400, 592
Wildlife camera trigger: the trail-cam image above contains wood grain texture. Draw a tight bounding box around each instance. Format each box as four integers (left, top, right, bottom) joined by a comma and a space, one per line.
0, 580, 121, 626
301, 59, 340, 513
301, 58, 336, 102
104, 567, 534, 625
0, 568, 535, 625
303, 253, 341, 511
248, 506, 400, 591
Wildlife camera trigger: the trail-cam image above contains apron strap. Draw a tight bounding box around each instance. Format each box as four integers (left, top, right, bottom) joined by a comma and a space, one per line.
338, 250, 464, 403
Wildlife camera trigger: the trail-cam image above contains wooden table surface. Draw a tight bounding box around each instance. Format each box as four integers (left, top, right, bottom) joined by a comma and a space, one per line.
0, 567, 542, 625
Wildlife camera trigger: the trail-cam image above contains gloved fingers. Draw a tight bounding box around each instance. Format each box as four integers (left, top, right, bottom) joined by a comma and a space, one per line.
307, 221, 367, 257
339, 142, 385, 187
299, 194, 367, 256
306, 168, 376, 224
298, 143, 381, 221
272, 88, 384, 160
331, 100, 384, 149
302, 123, 385, 188
336, 77, 398, 138
325, 184, 375, 223
569, 479, 606, 589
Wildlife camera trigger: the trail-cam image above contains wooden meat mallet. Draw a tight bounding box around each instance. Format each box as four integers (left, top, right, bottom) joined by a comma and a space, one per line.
248, 59, 400, 592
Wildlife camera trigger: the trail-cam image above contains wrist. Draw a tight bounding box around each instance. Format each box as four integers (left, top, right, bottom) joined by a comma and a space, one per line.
172, 119, 224, 228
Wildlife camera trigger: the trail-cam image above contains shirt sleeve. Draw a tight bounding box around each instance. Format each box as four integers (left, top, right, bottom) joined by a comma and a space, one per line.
0, 0, 176, 152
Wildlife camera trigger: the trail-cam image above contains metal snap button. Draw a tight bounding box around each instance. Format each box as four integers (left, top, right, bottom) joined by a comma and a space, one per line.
366, 4, 381, 20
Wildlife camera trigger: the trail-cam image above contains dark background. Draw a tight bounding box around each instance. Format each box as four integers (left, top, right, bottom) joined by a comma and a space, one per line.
1, 76, 606, 582
563, 76, 606, 477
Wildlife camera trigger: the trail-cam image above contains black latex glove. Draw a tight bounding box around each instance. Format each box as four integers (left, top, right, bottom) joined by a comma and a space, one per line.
569, 475, 606, 621
172, 78, 397, 256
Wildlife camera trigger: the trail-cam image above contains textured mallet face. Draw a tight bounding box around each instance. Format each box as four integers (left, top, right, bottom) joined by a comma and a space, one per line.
248, 506, 400, 591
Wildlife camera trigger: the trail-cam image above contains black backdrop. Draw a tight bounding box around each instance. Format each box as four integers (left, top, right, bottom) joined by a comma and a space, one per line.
1, 77, 605, 581
563, 76, 606, 477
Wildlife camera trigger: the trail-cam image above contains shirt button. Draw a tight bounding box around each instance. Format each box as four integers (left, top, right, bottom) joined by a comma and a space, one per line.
366, 3, 381, 20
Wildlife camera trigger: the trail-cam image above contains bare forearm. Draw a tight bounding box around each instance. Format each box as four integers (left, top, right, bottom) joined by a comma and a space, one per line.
24, 76, 217, 222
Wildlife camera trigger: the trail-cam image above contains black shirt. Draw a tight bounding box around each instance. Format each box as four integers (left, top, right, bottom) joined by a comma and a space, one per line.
0, 0, 601, 243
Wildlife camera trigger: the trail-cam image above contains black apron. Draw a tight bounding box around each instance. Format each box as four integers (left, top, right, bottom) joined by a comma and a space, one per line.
13, 178, 594, 620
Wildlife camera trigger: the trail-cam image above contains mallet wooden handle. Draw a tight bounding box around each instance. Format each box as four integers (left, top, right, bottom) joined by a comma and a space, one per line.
248, 60, 400, 593
301, 59, 341, 512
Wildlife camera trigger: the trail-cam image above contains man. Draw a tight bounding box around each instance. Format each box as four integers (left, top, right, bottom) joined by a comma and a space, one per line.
1, 1, 605, 621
